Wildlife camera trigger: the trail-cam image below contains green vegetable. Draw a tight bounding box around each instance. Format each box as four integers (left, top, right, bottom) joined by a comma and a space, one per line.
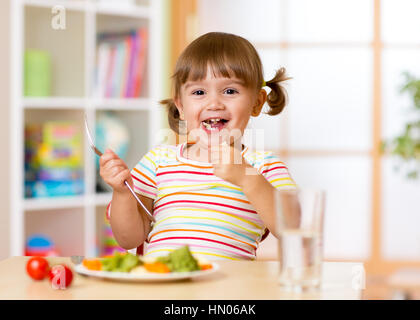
157, 246, 200, 272
117, 253, 141, 272
101, 252, 141, 272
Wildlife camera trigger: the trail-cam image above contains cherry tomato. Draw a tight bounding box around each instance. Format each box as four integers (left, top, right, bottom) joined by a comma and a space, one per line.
48, 264, 73, 289
26, 257, 50, 280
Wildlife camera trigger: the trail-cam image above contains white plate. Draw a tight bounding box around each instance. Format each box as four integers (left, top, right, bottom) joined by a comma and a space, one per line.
74, 262, 219, 283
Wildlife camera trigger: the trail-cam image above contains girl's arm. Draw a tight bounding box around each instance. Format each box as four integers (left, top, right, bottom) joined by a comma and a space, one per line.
100, 148, 153, 250
110, 191, 153, 250
212, 145, 293, 239
239, 170, 279, 237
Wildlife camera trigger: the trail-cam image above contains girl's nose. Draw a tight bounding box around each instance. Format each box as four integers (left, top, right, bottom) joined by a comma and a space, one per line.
206, 93, 225, 110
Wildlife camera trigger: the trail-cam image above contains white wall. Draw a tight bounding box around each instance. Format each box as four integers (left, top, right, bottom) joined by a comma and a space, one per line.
0, 0, 11, 260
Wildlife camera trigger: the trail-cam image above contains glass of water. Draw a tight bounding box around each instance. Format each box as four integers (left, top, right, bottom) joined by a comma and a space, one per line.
274, 189, 326, 292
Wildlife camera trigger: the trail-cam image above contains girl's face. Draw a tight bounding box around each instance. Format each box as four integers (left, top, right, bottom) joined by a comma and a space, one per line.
175, 65, 267, 149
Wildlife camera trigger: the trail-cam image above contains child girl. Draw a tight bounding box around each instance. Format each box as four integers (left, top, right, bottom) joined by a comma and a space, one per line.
100, 32, 296, 261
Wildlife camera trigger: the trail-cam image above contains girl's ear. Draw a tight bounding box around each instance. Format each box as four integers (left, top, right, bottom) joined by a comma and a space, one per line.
252, 89, 267, 116
174, 97, 184, 120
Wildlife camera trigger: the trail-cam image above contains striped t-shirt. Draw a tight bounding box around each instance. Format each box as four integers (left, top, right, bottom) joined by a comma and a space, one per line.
130, 142, 296, 261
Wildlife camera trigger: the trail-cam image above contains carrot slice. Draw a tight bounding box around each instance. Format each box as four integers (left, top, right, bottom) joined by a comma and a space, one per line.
82, 259, 102, 271
144, 262, 170, 273
200, 264, 213, 271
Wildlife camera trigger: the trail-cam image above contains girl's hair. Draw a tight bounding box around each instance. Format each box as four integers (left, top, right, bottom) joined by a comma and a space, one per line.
160, 32, 291, 133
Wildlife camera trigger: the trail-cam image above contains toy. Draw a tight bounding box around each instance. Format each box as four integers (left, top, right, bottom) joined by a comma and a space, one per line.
38, 121, 83, 169
24, 121, 84, 198
102, 216, 126, 256
24, 50, 51, 97
95, 111, 130, 192
25, 234, 59, 257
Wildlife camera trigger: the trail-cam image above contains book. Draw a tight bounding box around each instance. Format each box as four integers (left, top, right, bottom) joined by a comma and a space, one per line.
115, 41, 126, 97
94, 42, 111, 98
105, 45, 116, 98
125, 31, 137, 97
94, 28, 148, 98
120, 35, 132, 97
134, 28, 148, 97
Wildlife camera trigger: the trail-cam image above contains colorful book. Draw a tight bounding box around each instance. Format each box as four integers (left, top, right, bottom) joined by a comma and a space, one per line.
125, 31, 137, 98
134, 28, 148, 97
105, 45, 116, 98
94, 42, 111, 98
95, 28, 149, 98
120, 36, 132, 97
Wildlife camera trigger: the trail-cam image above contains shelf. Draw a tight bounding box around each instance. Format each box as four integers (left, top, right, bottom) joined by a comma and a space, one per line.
92, 98, 151, 111
95, 3, 150, 18
24, 5, 86, 97
23, 192, 113, 211
23, 97, 87, 109
22, 0, 88, 11
23, 195, 86, 211
22, 97, 151, 110
11, 0, 164, 257
94, 192, 112, 206
22, 0, 151, 18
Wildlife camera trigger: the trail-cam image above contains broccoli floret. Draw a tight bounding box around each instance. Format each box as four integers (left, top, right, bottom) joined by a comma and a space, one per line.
118, 253, 140, 272
101, 252, 122, 271
166, 246, 200, 272
101, 252, 140, 272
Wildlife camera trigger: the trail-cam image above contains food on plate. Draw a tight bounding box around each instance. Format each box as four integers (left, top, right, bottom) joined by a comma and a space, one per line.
82, 258, 102, 271
101, 252, 141, 272
26, 256, 50, 280
199, 263, 213, 271
81, 246, 213, 274
156, 245, 200, 272
48, 264, 73, 289
143, 261, 171, 273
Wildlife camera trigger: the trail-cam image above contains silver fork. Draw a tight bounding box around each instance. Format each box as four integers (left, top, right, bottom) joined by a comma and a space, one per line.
84, 114, 155, 223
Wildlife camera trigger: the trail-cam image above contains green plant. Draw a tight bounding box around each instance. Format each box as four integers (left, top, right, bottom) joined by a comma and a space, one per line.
382, 71, 420, 179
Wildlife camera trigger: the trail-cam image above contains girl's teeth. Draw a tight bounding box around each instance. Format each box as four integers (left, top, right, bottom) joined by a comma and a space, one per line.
203, 121, 211, 129
202, 120, 225, 130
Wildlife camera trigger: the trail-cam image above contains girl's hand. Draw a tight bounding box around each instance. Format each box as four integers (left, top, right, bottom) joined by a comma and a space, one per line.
99, 149, 133, 193
210, 143, 257, 188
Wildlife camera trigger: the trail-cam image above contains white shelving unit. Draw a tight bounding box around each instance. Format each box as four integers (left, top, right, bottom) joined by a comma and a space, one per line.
10, 0, 165, 257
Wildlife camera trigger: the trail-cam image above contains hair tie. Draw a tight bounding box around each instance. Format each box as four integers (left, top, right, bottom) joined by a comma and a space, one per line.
262, 80, 266, 88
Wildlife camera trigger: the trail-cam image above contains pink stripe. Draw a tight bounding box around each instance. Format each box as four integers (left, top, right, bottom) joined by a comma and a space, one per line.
154, 199, 257, 216
157, 170, 213, 177
156, 178, 223, 186
132, 174, 156, 188
134, 186, 156, 197
261, 166, 287, 175
154, 203, 263, 224
145, 241, 253, 259
265, 172, 289, 180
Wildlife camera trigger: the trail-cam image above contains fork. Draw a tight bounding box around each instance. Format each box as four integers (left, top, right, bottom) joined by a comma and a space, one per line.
84, 114, 155, 223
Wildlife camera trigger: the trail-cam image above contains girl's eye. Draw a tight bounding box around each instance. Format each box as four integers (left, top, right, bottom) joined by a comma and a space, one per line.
192, 90, 205, 95
225, 88, 238, 95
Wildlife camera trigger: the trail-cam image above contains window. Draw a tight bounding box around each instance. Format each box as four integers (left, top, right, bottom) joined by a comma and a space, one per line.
198, 0, 420, 272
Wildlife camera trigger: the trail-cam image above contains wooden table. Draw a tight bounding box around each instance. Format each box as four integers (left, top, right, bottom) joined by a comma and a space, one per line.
0, 257, 363, 300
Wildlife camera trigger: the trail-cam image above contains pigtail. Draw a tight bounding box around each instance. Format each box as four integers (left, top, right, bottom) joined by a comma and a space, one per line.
159, 98, 181, 134
265, 67, 291, 116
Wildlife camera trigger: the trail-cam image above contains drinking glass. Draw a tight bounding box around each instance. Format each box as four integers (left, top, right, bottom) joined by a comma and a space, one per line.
274, 189, 326, 292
